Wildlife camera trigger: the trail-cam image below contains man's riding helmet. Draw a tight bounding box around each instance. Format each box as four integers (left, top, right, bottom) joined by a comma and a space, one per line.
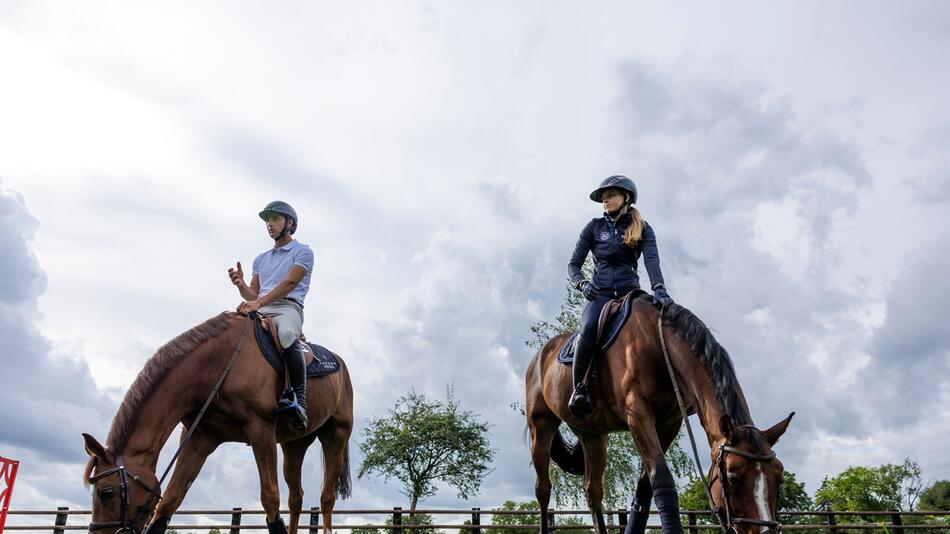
589, 175, 638, 205
259, 201, 298, 237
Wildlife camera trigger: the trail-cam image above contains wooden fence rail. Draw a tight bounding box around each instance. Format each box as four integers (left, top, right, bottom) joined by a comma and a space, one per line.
5, 508, 950, 533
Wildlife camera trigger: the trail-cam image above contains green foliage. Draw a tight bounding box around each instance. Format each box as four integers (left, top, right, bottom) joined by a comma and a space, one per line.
358, 389, 495, 510
555, 514, 593, 534
919, 480, 950, 511
385, 513, 436, 534
779, 471, 814, 512
351, 528, 381, 534
526, 263, 591, 350
485, 500, 540, 534
815, 458, 923, 514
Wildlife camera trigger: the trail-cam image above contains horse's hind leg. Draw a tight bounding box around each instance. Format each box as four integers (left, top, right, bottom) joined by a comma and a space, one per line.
146, 430, 219, 534
281, 433, 319, 534
578, 431, 609, 534
316, 414, 353, 534
528, 410, 558, 534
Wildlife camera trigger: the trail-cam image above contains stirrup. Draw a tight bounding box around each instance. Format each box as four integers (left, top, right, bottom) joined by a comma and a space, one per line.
569, 385, 594, 417
276, 389, 308, 431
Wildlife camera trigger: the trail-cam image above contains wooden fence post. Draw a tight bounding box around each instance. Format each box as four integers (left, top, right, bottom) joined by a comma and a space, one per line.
547, 510, 555, 530
52, 506, 68, 534
891, 511, 904, 534
471, 507, 480, 534
825, 512, 838, 534
618, 510, 627, 529
229, 507, 241, 534
393, 507, 402, 534
310, 506, 320, 533
686, 512, 698, 534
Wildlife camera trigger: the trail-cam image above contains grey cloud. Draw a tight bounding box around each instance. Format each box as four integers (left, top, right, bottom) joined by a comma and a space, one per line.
0, 187, 112, 463
861, 230, 950, 426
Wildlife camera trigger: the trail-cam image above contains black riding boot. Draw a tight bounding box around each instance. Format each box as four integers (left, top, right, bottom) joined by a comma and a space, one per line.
276, 339, 308, 431
568, 335, 595, 417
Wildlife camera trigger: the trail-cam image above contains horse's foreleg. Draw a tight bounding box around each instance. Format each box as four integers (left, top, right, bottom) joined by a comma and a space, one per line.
528, 412, 558, 534
317, 416, 352, 534
626, 396, 683, 534
281, 434, 318, 534
578, 432, 609, 534
250, 424, 284, 531
146, 432, 219, 534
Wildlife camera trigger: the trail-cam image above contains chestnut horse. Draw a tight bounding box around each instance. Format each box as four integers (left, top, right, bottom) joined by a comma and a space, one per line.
526, 296, 794, 534
82, 312, 353, 534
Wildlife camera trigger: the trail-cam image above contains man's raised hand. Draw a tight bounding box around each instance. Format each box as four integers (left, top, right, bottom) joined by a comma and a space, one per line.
228, 261, 245, 287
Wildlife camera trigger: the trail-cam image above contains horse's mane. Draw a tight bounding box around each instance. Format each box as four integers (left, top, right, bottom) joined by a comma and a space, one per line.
106, 311, 241, 453
660, 302, 752, 426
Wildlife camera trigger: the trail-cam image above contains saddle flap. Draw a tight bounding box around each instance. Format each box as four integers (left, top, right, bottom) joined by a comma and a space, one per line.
557, 289, 647, 365
252, 313, 339, 377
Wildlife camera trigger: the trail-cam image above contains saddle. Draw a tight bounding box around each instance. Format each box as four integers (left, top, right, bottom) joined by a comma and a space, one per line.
252, 313, 341, 379
557, 289, 647, 364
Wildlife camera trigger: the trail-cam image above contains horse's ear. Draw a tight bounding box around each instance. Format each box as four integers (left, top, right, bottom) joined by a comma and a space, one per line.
719, 415, 735, 442
83, 433, 111, 462
762, 412, 795, 446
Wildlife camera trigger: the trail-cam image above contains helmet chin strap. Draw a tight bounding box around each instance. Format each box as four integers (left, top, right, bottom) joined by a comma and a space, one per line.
274, 219, 293, 242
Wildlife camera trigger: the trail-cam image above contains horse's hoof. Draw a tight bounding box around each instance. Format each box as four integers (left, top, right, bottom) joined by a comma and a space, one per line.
267, 516, 288, 534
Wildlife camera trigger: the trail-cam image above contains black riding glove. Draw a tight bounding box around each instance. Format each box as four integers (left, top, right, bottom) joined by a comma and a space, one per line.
652, 285, 673, 307
579, 280, 598, 301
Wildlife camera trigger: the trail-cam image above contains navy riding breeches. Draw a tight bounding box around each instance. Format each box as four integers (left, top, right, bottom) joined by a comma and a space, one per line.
580, 295, 614, 344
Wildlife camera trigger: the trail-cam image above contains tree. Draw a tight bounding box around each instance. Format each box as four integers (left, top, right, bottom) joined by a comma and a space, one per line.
358, 389, 495, 513
351, 528, 381, 534
485, 500, 540, 534
526, 263, 692, 509
919, 480, 950, 511
815, 459, 923, 513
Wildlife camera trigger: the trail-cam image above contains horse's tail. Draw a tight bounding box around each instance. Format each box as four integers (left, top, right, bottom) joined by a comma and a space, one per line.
335, 442, 352, 499
550, 428, 585, 476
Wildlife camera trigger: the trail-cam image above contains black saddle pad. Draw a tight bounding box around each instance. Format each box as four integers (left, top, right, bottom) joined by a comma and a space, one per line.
557, 289, 648, 364
252, 313, 341, 377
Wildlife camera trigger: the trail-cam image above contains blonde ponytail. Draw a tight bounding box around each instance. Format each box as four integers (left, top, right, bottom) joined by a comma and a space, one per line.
623, 207, 644, 246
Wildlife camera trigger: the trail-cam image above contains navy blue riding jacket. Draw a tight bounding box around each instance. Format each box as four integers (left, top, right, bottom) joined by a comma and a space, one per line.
568, 212, 666, 297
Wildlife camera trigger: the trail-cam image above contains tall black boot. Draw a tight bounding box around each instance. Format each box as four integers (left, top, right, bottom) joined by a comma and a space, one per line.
276, 339, 308, 432
568, 335, 595, 417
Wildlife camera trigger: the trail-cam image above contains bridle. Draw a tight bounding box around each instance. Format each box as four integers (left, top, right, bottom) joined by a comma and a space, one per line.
87, 454, 161, 534
711, 440, 780, 532
657, 311, 782, 533
86, 315, 251, 534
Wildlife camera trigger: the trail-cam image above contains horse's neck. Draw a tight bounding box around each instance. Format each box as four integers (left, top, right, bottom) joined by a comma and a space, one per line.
121, 337, 229, 470
673, 344, 752, 447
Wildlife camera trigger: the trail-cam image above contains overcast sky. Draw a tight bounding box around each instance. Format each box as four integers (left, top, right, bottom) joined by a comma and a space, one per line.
1, 0, 949, 527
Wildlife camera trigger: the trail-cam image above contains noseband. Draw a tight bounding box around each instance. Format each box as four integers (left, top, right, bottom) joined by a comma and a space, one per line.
87, 454, 161, 534
712, 441, 781, 532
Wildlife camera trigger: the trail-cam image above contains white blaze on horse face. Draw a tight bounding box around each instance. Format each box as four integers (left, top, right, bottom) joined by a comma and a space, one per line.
754, 463, 772, 532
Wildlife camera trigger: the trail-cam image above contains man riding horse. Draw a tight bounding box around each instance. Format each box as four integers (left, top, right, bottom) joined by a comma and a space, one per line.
229, 200, 313, 431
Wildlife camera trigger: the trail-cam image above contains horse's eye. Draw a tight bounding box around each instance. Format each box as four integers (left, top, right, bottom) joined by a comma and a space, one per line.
97, 486, 115, 499
727, 474, 741, 487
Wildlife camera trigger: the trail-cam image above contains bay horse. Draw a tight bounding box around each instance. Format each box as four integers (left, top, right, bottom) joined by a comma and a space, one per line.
82, 312, 353, 534
525, 296, 794, 534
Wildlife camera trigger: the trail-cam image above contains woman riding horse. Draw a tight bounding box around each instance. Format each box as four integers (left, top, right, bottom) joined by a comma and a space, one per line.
567, 175, 672, 417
